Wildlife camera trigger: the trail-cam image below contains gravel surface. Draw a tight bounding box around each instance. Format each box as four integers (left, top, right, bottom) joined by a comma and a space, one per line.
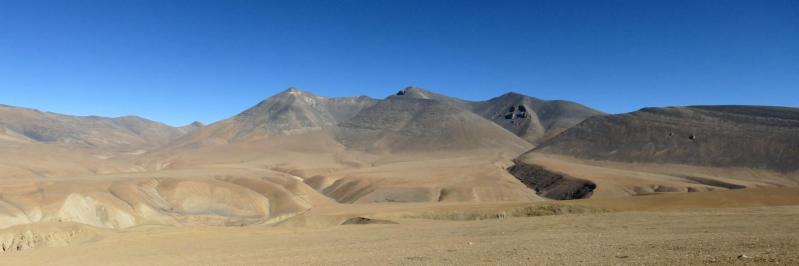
4, 206, 798, 265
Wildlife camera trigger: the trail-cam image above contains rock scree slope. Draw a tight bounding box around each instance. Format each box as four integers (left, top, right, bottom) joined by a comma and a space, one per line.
532, 105, 799, 171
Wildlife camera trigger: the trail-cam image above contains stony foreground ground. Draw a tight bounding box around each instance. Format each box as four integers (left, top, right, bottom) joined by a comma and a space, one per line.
3, 205, 798, 265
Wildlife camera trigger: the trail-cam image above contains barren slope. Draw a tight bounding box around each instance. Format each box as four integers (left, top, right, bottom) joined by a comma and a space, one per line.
336, 96, 533, 153
0, 105, 204, 180
170, 88, 376, 147
390, 87, 604, 144
510, 106, 799, 199
534, 105, 799, 171
0, 104, 196, 151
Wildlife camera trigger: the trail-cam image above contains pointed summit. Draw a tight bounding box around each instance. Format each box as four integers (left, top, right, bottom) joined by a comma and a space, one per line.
389, 86, 474, 110
337, 93, 532, 153
283, 86, 304, 94
276, 86, 314, 98
472, 92, 603, 143
183, 88, 377, 141
497, 91, 539, 101
177, 121, 204, 134
393, 86, 433, 99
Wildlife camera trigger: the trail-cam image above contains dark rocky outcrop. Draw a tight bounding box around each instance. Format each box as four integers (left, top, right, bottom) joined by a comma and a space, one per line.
341, 217, 397, 225
471, 92, 604, 144
507, 162, 596, 200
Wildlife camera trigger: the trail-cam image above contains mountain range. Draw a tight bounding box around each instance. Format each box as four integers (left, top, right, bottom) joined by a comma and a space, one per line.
0, 86, 797, 230
0, 104, 201, 150
162, 86, 602, 151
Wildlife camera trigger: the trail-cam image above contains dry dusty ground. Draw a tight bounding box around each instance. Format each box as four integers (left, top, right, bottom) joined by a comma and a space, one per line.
2, 188, 799, 265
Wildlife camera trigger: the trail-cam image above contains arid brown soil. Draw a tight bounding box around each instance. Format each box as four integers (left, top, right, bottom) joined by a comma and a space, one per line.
3, 194, 798, 265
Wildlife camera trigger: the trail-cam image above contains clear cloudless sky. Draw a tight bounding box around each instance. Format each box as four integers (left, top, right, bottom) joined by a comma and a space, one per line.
1, 0, 797, 126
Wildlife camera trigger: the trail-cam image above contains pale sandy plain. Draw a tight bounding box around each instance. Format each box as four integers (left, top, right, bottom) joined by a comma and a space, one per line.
2, 188, 799, 265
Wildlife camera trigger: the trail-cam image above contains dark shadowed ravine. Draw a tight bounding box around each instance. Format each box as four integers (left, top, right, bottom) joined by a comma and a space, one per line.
506, 162, 597, 200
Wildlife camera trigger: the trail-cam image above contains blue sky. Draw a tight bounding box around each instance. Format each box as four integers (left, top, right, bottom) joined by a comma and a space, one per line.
1, 0, 797, 126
